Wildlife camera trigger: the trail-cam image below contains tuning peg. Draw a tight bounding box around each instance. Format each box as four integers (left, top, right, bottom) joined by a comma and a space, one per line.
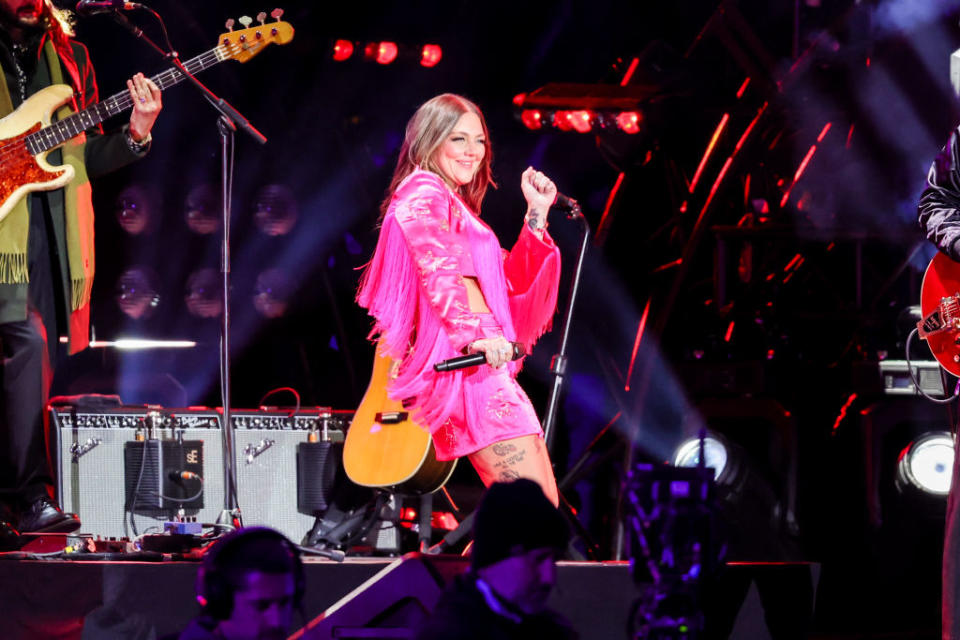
238, 15, 253, 28
271, 8, 284, 21
256, 11, 267, 25
224, 18, 234, 31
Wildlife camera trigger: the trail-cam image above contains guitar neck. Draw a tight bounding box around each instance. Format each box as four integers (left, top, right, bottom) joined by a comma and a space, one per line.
27, 45, 227, 154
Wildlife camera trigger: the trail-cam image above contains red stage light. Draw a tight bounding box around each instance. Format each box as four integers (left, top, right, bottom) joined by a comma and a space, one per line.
512, 93, 526, 107
377, 41, 398, 64
332, 39, 354, 61
570, 110, 592, 133
554, 111, 574, 132
616, 111, 641, 134
420, 44, 442, 67
365, 41, 398, 64
520, 109, 543, 130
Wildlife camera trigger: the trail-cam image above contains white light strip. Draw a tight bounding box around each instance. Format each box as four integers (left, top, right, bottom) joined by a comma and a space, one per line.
87, 339, 197, 350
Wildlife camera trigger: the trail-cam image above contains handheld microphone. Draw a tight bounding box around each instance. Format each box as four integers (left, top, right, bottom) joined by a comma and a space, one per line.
75, 0, 142, 16
433, 342, 525, 372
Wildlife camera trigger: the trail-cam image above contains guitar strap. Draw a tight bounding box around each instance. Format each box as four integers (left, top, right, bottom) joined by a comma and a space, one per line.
0, 38, 93, 343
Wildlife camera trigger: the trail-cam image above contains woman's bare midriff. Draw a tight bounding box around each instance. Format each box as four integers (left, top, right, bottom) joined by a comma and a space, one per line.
464, 276, 491, 313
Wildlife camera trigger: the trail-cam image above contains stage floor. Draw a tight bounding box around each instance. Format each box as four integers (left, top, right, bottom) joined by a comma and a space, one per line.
0, 554, 639, 640
0, 553, 939, 639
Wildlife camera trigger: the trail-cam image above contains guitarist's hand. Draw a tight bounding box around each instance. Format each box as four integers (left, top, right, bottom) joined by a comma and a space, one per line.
127, 73, 162, 143
468, 336, 514, 369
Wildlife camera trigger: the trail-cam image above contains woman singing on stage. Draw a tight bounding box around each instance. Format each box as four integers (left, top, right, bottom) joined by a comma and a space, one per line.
356, 93, 562, 504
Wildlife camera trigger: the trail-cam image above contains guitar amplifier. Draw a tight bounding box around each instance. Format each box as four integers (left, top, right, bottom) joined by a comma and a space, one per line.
53, 406, 225, 539
230, 408, 350, 544
53, 406, 352, 542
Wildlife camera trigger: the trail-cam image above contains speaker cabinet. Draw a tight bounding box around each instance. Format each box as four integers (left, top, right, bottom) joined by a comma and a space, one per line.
231, 409, 349, 544
53, 407, 225, 539
53, 406, 350, 542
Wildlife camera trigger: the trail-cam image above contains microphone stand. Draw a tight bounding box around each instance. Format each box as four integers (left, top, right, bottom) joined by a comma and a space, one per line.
542, 199, 589, 449
106, 9, 267, 529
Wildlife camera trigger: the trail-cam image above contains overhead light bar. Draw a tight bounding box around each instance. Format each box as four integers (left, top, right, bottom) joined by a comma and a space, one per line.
330, 40, 442, 67
514, 82, 655, 134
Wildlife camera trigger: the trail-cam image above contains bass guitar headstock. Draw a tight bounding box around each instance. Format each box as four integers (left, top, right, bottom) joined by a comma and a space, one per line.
218, 8, 294, 64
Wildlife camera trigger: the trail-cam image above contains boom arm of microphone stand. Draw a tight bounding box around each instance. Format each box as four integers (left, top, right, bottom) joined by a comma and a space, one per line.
108, 10, 169, 60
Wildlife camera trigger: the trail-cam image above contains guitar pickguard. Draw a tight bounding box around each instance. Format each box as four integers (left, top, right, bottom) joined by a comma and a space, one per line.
0, 123, 67, 204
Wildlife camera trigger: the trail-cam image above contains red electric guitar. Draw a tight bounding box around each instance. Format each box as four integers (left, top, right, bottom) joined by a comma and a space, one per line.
918, 251, 960, 376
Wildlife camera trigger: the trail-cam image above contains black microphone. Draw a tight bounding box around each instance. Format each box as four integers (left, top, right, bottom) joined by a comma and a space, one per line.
75, 0, 141, 16
434, 342, 525, 372
553, 192, 580, 211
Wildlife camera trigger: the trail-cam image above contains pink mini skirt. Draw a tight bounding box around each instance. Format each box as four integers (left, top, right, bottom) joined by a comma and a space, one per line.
431, 313, 544, 460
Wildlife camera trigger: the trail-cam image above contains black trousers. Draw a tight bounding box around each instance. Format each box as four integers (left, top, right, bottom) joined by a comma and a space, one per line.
0, 309, 52, 508
0, 194, 63, 513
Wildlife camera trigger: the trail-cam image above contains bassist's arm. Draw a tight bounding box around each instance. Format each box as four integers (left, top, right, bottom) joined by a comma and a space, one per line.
74, 42, 156, 178
920, 126, 960, 261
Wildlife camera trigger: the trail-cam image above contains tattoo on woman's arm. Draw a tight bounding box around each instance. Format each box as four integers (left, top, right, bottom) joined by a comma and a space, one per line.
526, 208, 545, 231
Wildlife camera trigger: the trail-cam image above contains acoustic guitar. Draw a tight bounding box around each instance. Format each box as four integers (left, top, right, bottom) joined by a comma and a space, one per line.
343, 345, 457, 495
0, 11, 294, 223
919, 251, 960, 376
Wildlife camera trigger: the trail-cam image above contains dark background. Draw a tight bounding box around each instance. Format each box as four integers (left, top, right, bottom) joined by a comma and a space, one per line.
44, 0, 960, 633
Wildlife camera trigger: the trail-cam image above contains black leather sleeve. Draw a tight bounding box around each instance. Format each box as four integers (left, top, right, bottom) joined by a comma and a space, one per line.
919, 126, 960, 261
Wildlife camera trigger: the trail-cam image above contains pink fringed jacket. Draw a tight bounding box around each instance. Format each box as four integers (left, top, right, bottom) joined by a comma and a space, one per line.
357, 169, 561, 445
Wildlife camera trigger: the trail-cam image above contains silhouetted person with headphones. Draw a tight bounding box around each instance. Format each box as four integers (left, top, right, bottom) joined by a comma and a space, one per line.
173, 527, 305, 640
415, 479, 577, 640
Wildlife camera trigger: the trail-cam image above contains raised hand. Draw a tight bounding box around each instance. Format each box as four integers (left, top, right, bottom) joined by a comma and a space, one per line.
520, 166, 557, 236
126, 72, 162, 143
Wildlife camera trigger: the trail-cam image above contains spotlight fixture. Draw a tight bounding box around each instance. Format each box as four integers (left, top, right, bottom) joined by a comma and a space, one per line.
364, 41, 398, 65
332, 39, 354, 61
185, 184, 219, 235
114, 185, 153, 235
253, 268, 292, 318
185, 268, 223, 319
896, 431, 954, 496
673, 434, 730, 483
420, 44, 442, 68
116, 267, 161, 320
253, 184, 298, 237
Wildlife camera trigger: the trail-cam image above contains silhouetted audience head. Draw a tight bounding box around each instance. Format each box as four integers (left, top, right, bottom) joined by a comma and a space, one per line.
188, 526, 304, 640
471, 479, 570, 615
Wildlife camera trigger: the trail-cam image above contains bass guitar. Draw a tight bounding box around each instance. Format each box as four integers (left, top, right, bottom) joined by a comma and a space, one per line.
0, 11, 294, 223
343, 345, 457, 495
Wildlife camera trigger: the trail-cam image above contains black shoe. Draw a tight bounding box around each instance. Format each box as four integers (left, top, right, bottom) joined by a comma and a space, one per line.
18, 497, 80, 534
